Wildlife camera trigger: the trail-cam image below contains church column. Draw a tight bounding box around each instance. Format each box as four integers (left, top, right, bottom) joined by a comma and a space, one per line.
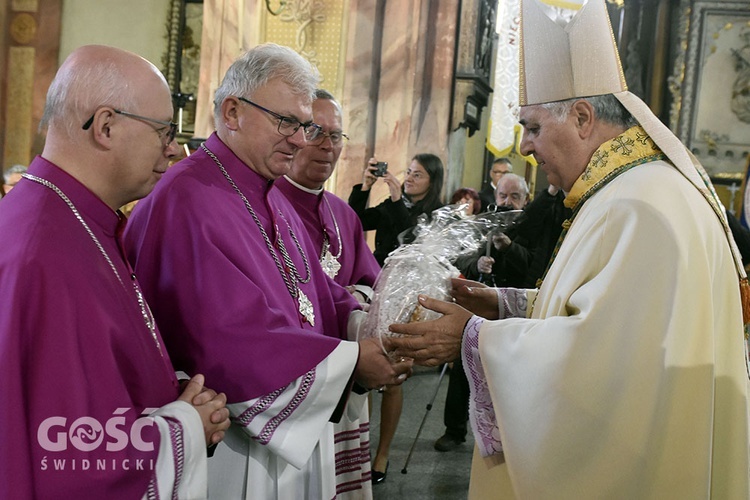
1, 0, 61, 172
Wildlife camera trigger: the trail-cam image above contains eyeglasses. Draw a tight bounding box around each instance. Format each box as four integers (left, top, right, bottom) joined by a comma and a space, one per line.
82, 109, 177, 144
237, 96, 321, 141
307, 130, 349, 147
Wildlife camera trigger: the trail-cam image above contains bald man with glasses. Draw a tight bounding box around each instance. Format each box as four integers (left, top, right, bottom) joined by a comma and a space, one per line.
0, 44, 230, 500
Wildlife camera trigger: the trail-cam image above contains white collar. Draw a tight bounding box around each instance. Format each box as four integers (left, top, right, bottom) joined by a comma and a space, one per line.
283, 175, 324, 195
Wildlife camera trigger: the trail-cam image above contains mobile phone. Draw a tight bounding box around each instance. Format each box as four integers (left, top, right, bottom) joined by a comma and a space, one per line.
374, 161, 388, 177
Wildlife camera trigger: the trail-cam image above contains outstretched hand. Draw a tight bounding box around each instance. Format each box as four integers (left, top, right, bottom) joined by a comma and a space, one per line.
385, 295, 472, 367
451, 278, 500, 320
178, 374, 231, 447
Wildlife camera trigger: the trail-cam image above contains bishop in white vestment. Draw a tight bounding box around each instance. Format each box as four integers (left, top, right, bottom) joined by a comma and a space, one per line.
387, 1, 750, 498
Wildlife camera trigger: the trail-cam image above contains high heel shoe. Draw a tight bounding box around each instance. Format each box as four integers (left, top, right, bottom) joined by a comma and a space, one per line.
371, 461, 389, 485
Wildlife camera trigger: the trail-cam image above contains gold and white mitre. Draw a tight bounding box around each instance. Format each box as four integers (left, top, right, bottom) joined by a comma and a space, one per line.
519, 0, 750, 322
519, 0, 626, 106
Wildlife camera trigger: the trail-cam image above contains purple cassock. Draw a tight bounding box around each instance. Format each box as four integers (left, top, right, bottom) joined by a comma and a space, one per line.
0, 158, 180, 499
275, 176, 380, 288
124, 133, 360, 404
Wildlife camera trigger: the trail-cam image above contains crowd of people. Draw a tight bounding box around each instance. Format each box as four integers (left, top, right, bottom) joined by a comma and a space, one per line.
348, 152, 445, 484
2, 0, 749, 498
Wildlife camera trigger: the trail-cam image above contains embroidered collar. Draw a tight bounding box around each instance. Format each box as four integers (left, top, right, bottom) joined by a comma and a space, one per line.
533, 126, 664, 292
564, 125, 664, 211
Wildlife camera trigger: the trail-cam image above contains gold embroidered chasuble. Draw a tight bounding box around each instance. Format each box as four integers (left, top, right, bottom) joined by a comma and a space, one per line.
469, 127, 750, 499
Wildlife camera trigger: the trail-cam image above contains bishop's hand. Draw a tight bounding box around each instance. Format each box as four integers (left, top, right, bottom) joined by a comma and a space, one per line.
385, 295, 471, 367
451, 278, 500, 320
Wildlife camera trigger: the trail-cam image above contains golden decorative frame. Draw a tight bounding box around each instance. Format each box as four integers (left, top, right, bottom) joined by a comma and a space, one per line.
668, 0, 750, 176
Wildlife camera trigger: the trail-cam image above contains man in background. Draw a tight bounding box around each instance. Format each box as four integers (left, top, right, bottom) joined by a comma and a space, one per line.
478, 157, 513, 211
275, 88, 381, 498
457, 173, 531, 287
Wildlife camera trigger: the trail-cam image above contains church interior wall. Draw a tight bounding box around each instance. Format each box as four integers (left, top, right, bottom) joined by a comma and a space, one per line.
2, 0, 749, 213
58, 0, 171, 68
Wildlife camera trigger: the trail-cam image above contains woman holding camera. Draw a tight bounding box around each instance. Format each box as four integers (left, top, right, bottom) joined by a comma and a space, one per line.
348, 153, 445, 484
348, 153, 445, 266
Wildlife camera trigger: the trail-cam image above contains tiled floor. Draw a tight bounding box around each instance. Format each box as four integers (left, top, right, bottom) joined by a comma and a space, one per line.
368, 365, 473, 500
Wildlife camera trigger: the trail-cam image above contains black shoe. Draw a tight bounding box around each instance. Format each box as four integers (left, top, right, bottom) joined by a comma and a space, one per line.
372, 461, 389, 485
434, 433, 466, 452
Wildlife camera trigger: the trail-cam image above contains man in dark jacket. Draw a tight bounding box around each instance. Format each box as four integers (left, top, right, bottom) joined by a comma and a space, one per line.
478, 158, 513, 212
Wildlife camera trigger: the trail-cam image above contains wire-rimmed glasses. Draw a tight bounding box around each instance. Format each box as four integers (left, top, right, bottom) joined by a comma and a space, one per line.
82, 109, 177, 145
307, 130, 349, 147
237, 96, 321, 141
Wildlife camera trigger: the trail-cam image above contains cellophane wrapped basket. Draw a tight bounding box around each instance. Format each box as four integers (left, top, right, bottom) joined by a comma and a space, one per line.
362, 204, 524, 351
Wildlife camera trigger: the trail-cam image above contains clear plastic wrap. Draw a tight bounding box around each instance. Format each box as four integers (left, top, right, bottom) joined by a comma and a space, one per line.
362, 204, 524, 350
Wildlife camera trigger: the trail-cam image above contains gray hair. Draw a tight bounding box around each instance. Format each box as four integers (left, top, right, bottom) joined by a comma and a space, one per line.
4, 164, 27, 184
41, 58, 137, 138
541, 94, 637, 129
493, 157, 513, 171
314, 88, 336, 101
213, 43, 320, 126
313, 88, 343, 119
498, 173, 529, 197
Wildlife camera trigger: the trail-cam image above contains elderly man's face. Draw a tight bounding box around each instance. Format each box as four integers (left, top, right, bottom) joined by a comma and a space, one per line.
231, 77, 313, 180
111, 69, 181, 205
519, 104, 583, 192
495, 176, 527, 210
490, 161, 511, 185
288, 98, 344, 190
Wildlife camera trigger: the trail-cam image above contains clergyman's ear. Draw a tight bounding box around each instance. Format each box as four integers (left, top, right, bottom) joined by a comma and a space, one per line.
220, 97, 241, 131
571, 99, 595, 139
88, 107, 116, 148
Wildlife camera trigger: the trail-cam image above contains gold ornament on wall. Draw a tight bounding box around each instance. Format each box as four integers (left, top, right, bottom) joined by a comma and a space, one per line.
265, 0, 346, 88
10, 13, 37, 45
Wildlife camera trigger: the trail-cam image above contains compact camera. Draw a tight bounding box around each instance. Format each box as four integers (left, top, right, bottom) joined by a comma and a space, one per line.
373, 161, 388, 177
